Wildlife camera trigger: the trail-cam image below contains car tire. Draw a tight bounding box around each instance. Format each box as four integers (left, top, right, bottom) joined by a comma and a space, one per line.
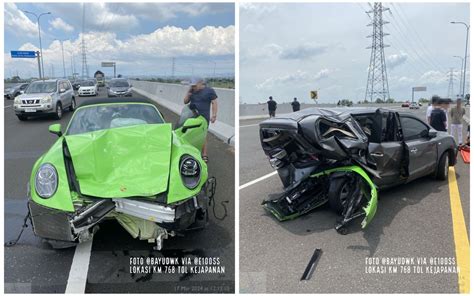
17, 115, 27, 121
69, 98, 76, 112
54, 102, 63, 120
435, 151, 449, 181
328, 176, 352, 214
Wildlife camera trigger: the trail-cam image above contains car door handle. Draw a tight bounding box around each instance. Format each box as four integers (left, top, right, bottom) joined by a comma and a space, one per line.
370, 152, 384, 157
410, 148, 418, 153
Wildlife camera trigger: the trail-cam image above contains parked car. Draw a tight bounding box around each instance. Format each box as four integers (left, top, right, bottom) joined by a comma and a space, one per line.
259, 107, 457, 234
107, 78, 132, 97
401, 102, 410, 107
4, 83, 29, 100
27, 98, 213, 249
78, 80, 98, 96
13, 79, 76, 121
409, 102, 420, 109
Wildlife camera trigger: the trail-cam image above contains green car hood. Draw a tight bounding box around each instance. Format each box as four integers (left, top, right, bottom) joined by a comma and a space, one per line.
64, 124, 172, 198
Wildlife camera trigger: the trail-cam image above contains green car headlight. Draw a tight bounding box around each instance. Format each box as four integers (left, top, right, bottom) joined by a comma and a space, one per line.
35, 163, 58, 198
180, 155, 201, 189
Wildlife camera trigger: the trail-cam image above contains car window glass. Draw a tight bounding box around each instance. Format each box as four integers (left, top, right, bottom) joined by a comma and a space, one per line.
400, 116, 428, 141
110, 80, 129, 87
353, 114, 380, 142
381, 112, 400, 142
25, 82, 57, 93
67, 104, 164, 135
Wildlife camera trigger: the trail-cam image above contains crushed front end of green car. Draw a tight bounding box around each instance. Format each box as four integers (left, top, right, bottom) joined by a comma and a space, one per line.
27, 100, 214, 249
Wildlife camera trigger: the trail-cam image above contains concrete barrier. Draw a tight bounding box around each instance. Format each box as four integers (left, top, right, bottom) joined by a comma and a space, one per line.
131, 80, 235, 145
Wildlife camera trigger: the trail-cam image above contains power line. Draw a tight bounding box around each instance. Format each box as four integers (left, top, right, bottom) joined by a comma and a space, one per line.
394, 3, 447, 71
389, 3, 446, 73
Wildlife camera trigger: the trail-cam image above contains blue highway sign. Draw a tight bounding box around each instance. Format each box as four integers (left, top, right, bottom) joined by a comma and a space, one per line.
11, 51, 36, 58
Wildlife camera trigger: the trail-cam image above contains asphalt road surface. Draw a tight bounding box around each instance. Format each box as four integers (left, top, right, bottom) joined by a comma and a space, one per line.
4, 88, 235, 293
239, 105, 470, 293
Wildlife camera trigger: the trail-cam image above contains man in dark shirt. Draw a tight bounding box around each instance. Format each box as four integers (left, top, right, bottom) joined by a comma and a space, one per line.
267, 96, 277, 117
184, 77, 218, 162
291, 97, 300, 112
430, 98, 447, 132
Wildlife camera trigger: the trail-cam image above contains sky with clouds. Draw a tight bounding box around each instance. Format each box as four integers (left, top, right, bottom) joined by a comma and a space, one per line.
240, 2, 470, 104
4, 2, 235, 79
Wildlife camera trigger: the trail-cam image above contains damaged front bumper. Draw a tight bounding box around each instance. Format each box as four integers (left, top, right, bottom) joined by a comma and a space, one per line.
28, 179, 215, 249
262, 165, 378, 233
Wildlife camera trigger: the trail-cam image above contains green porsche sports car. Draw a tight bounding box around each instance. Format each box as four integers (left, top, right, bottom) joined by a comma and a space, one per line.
27, 98, 214, 249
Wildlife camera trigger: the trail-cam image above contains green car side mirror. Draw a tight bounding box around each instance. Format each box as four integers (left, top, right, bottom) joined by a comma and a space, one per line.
49, 124, 62, 137
181, 118, 202, 133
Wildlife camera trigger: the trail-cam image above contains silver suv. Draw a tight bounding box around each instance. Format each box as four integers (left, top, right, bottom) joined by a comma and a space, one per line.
14, 79, 76, 121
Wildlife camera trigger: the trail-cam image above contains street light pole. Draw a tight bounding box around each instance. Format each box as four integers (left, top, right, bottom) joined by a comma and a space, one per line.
55, 39, 67, 78
453, 55, 464, 97
451, 21, 470, 99
24, 11, 51, 80
60, 40, 66, 78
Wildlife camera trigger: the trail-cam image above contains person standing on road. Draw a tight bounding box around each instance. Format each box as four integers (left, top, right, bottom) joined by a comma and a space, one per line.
430, 98, 447, 132
291, 97, 300, 112
441, 98, 450, 127
183, 77, 218, 163
267, 96, 277, 117
426, 95, 439, 123
450, 98, 466, 144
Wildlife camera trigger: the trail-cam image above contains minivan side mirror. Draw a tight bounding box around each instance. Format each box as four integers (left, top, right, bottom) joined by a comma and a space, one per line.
428, 129, 437, 138
49, 124, 62, 137
181, 118, 202, 133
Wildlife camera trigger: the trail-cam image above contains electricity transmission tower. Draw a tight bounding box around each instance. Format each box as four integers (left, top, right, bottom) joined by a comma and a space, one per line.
447, 68, 455, 100
171, 57, 175, 78
81, 3, 89, 79
365, 3, 390, 102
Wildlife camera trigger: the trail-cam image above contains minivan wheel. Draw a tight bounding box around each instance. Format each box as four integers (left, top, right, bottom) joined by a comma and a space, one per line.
17, 115, 27, 121
69, 98, 76, 111
328, 177, 352, 214
435, 151, 449, 181
54, 103, 63, 120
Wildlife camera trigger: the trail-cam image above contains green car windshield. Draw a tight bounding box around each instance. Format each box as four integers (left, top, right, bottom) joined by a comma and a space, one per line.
67, 103, 164, 135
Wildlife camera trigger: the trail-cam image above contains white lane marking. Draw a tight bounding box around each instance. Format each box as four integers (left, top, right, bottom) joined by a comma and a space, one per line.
65, 238, 93, 293
4, 105, 12, 109
240, 123, 259, 128
239, 171, 278, 190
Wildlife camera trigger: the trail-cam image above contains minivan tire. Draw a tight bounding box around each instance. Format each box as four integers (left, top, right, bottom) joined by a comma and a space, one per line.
435, 151, 449, 181
69, 98, 76, 112
54, 102, 63, 120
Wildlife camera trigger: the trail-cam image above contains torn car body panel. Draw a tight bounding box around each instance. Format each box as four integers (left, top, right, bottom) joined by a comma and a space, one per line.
311, 165, 378, 228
